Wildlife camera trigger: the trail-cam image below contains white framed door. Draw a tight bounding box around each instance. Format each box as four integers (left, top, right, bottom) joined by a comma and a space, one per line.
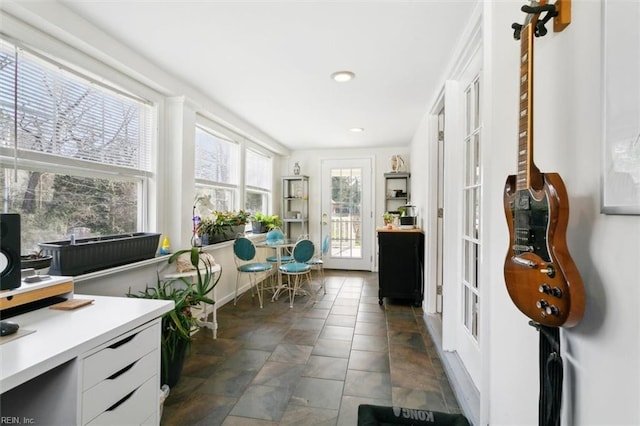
456, 72, 482, 386
440, 44, 483, 387
320, 158, 373, 270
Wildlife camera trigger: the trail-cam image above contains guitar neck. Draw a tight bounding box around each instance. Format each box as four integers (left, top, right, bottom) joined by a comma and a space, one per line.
517, 23, 542, 191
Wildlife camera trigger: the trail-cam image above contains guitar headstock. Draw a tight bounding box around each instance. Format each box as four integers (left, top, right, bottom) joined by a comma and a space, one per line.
512, 1, 559, 40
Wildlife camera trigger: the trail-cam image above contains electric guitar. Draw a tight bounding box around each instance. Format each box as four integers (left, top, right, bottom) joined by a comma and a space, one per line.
503, 2, 585, 328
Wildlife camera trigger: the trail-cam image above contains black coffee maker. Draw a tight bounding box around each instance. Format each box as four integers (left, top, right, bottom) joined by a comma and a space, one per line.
399, 204, 417, 227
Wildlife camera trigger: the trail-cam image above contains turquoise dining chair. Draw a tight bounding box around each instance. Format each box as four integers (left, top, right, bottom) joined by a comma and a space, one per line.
279, 239, 315, 308
233, 236, 273, 308
306, 234, 329, 295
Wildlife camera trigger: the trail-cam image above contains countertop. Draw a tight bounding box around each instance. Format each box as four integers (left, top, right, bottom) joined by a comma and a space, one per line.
376, 226, 423, 233
0, 294, 173, 392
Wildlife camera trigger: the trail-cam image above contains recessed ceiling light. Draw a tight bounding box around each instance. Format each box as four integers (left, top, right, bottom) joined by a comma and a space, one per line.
331, 71, 355, 82
350, 127, 364, 133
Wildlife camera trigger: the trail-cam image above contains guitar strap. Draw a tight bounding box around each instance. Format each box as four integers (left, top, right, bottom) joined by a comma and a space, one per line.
533, 323, 563, 426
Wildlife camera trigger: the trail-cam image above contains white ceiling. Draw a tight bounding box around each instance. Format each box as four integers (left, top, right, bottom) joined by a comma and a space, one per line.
59, 0, 478, 151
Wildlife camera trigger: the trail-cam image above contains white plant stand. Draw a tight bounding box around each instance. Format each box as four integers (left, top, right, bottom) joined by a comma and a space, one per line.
163, 263, 221, 339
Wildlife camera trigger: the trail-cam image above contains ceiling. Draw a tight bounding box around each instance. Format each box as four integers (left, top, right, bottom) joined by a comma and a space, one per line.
58, 1, 478, 151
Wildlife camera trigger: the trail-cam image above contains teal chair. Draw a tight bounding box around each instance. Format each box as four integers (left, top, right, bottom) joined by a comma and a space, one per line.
306, 234, 329, 295
233, 237, 273, 308
279, 239, 315, 308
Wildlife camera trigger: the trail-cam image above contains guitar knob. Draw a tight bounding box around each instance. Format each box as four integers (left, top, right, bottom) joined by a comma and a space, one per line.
540, 265, 555, 278
536, 299, 549, 309
550, 287, 562, 298
545, 305, 559, 316
539, 284, 550, 294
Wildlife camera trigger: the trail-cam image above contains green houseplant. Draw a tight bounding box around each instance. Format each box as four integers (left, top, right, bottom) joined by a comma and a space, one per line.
127, 247, 220, 387
250, 212, 282, 234
197, 210, 250, 244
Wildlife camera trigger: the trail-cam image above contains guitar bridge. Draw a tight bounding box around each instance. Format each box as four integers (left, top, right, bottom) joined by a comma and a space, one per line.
511, 256, 536, 268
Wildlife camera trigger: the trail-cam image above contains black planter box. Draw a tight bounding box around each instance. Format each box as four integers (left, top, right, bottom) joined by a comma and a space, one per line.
39, 232, 161, 276
205, 225, 246, 244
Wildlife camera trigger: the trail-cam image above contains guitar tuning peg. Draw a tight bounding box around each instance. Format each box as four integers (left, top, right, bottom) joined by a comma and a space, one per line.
535, 21, 548, 37
512, 23, 523, 40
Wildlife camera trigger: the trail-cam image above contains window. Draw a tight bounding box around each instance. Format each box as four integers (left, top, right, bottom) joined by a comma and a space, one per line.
244, 148, 272, 215
194, 126, 239, 214
0, 39, 153, 253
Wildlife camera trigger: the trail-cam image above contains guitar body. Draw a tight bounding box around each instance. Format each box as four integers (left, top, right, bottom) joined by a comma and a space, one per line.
504, 172, 585, 327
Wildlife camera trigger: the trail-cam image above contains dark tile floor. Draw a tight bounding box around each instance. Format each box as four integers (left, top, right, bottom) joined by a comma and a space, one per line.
161, 270, 461, 425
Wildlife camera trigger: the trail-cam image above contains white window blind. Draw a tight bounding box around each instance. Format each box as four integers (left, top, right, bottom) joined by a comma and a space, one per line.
194, 127, 239, 185
0, 40, 152, 173
245, 148, 272, 191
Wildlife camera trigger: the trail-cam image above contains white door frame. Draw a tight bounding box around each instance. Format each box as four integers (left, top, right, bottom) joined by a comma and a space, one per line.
320, 157, 374, 271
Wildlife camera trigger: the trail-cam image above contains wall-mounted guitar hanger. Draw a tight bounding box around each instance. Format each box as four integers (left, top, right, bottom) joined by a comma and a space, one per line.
553, 0, 571, 32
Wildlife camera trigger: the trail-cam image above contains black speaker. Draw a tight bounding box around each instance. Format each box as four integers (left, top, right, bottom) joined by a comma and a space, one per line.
1, 213, 21, 290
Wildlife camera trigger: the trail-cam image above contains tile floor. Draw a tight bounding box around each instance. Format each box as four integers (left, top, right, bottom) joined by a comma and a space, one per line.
160, 270, 462, 425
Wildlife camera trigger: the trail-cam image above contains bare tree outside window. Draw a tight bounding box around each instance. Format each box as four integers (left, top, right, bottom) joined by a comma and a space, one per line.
0, 40, 151, 253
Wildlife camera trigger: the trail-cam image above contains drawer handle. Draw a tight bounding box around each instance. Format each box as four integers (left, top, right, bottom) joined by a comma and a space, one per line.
106, 388, 136, 412
107, 360, 136, 380
108, 333, 136, 349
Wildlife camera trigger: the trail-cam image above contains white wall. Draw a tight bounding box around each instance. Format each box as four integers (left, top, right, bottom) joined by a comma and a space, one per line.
412, 2, 640, 425
285, 146, 410, 269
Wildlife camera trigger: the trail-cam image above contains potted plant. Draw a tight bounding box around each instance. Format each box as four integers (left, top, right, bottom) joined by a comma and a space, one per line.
383, 212, 394, 229
197, 210, 250, 244
127, 247, 220, 388
20, 250, 53, 273
250, 212, 282, 234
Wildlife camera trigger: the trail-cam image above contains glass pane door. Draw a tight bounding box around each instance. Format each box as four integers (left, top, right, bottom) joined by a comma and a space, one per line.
320, 158, 372, 270
330, 167, 362, 259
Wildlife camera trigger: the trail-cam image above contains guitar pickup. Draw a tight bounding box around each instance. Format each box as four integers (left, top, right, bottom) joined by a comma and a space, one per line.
513, 244, 534, 253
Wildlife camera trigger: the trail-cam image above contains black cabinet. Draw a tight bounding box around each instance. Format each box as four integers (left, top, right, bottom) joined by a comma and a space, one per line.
377, 229, 424, 306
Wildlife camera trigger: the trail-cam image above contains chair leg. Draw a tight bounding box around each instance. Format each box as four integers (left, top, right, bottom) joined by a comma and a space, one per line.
255, 274, 264, 309
288, 274, 298, 308
234, 272, 241, 305
320, 266, 326, 294
305, 271, 316, 304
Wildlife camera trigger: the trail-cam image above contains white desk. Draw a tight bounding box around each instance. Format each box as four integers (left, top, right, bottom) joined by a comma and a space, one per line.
0, 293, 173, 425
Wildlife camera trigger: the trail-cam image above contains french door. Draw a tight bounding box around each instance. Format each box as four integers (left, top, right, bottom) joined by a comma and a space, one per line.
320, 158, 373, 270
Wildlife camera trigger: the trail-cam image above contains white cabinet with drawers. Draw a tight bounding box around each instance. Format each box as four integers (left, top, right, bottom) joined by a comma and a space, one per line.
0, 293, 172, 425
81, 322, 161, 425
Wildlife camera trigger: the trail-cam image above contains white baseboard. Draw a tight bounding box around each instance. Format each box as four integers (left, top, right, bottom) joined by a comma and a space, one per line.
423, 313, 480, 426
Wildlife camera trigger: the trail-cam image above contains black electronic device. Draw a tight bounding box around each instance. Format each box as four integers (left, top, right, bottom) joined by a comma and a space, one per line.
0, 213, 21, 290
0, 320, 19, 336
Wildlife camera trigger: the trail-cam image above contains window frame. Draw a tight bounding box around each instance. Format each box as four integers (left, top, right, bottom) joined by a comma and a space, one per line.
0, 35, 159, 246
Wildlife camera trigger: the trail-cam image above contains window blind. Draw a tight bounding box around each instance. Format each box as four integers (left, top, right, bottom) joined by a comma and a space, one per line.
0, 40, 152, 173
245, 148, 272, 191
194, 126, 239, 185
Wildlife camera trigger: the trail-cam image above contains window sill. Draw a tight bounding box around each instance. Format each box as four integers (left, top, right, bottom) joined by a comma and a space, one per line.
73, 233, 264, 284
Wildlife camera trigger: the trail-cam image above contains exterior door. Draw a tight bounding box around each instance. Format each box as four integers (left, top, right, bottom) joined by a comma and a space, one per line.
320, 158, 373, 270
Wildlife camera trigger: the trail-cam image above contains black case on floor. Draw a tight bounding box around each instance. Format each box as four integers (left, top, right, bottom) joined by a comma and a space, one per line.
357, 405, 470, 426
